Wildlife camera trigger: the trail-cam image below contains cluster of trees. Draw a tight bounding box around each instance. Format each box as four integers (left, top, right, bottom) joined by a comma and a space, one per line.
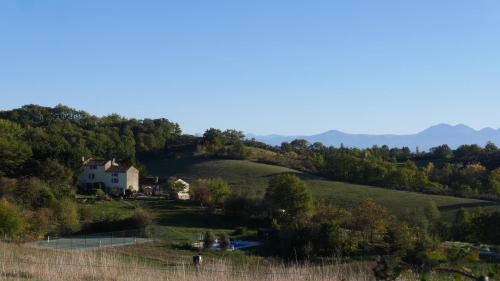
0, 173, 152, 239
265, 140, 500, 199
0, 104, 181, 177
223, 174, 437, 260
193, 178, 232, 210
0, 104, 175, 239
223, 174, 500, 280
424, 143, 500, 169
198, 128, 250, 158
0, 177, 79, 239
202, 231, 230, 251
451, 208, 500, 245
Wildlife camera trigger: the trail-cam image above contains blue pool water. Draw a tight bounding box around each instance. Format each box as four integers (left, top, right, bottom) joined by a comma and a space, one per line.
212, 240, 261, 250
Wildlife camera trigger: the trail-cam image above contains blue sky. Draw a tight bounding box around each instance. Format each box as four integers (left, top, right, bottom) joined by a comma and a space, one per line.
1, 1, 499, 135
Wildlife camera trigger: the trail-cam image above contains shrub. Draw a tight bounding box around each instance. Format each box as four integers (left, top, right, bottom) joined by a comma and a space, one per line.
207, 179, 231, 205
129, 208, 152, 229
26, 207, 56, 237
203, 231, 215, 250
233, 226, 246, 236
219, 233, 231, 250
15, 178, 56, 209
224, 196, 262, 221
79, 208, 151, 234
0, 177, 17, 200
194, 179, 231, 208
0, 199, 25, 239
95, 189, 107, 200
194, 185, 211, 207
125, 188, 133, 198
54, 198, 81, 234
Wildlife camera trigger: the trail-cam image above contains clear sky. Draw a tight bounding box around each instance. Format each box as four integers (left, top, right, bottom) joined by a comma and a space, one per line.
1, 1, 499, 135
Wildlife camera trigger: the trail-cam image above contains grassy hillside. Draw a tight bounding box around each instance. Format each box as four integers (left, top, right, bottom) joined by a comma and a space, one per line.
145, 157, 500, 219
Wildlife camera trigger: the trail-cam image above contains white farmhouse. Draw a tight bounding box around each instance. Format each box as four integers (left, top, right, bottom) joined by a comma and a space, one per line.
175, 179, 190, 200
79, 158, 139, 194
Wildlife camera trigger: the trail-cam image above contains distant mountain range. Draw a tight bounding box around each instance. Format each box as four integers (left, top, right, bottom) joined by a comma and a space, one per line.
247, 124, 500, 151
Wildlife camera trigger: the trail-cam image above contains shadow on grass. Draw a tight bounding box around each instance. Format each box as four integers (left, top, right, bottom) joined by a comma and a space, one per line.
144, 199, 242, 230
260, 171, 322, 181
439, 201, 500, 211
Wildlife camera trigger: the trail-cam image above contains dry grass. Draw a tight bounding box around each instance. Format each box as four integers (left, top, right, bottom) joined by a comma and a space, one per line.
0, 243, 435, 281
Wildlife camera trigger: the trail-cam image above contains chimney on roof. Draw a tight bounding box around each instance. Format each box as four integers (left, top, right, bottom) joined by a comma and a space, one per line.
155, 176, 159, 183
82, 156, 85, 163
112, 158, 116, 165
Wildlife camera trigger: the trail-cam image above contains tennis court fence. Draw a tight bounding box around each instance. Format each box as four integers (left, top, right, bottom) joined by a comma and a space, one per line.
29, 228, 154, 250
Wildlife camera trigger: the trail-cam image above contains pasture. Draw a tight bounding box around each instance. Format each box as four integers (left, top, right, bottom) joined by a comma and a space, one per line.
144, 158, 500, 219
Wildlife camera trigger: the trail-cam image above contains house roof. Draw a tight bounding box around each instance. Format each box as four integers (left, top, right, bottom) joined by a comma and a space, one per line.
106, 165, 132, 173
175, 179, 189, 186
83, 159, 109, 166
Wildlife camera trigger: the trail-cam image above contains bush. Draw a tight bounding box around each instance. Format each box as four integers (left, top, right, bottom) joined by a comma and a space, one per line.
0, 177, 17, 200
0, 199, 25, 239
54, 198, 81, 234
233, 226, 246, 236
95, 189, 108, 201
26, 207, 56, 237
219, 233, 230, 250
80, 208, 151, 234
194, 179, 231, 208
15, 178, 56, 209
129, 208, 152, 229
203, 231, 215, 250
224, 196, 262, 221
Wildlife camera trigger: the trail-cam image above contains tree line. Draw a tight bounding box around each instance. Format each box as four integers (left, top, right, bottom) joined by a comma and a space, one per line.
240, 139, 500, 200
190, 129, 500, 200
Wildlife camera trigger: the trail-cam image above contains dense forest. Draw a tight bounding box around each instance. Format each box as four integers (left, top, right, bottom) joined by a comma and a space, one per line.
0, 104, 181, 177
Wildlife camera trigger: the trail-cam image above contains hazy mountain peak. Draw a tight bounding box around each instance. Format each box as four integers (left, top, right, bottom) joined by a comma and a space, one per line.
250, 124, 499, 151
419, 123, 475, 135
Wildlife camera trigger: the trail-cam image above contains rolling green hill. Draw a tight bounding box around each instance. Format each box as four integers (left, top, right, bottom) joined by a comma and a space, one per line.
144, 157, 500, 220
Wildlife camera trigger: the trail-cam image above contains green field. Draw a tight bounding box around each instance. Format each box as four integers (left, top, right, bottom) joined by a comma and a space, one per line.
145, 157, 500, 219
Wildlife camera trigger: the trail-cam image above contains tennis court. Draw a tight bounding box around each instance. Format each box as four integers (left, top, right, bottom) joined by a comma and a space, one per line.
31, 230, 153, 250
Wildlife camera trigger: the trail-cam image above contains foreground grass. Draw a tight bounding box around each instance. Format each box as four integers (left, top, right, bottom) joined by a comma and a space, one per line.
144, 158, 500, 220
0, 242, 385, 281
1, 242, 466, 281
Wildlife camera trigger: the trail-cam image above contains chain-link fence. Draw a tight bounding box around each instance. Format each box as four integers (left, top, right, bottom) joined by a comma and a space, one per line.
30, 228, 153, 250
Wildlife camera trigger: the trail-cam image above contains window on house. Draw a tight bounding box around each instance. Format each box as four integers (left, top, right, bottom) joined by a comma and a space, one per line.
112, 178, 119, 183
91, 165, 97, 169
88, 173, 95, 180
112, 173, 118, 177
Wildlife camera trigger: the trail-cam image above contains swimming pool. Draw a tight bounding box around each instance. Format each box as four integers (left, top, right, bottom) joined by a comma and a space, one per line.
212, 240, 261, 250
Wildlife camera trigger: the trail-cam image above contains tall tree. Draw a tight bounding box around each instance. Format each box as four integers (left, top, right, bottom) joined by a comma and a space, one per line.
264, 174, 313, 221
0, 120, 32, 177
